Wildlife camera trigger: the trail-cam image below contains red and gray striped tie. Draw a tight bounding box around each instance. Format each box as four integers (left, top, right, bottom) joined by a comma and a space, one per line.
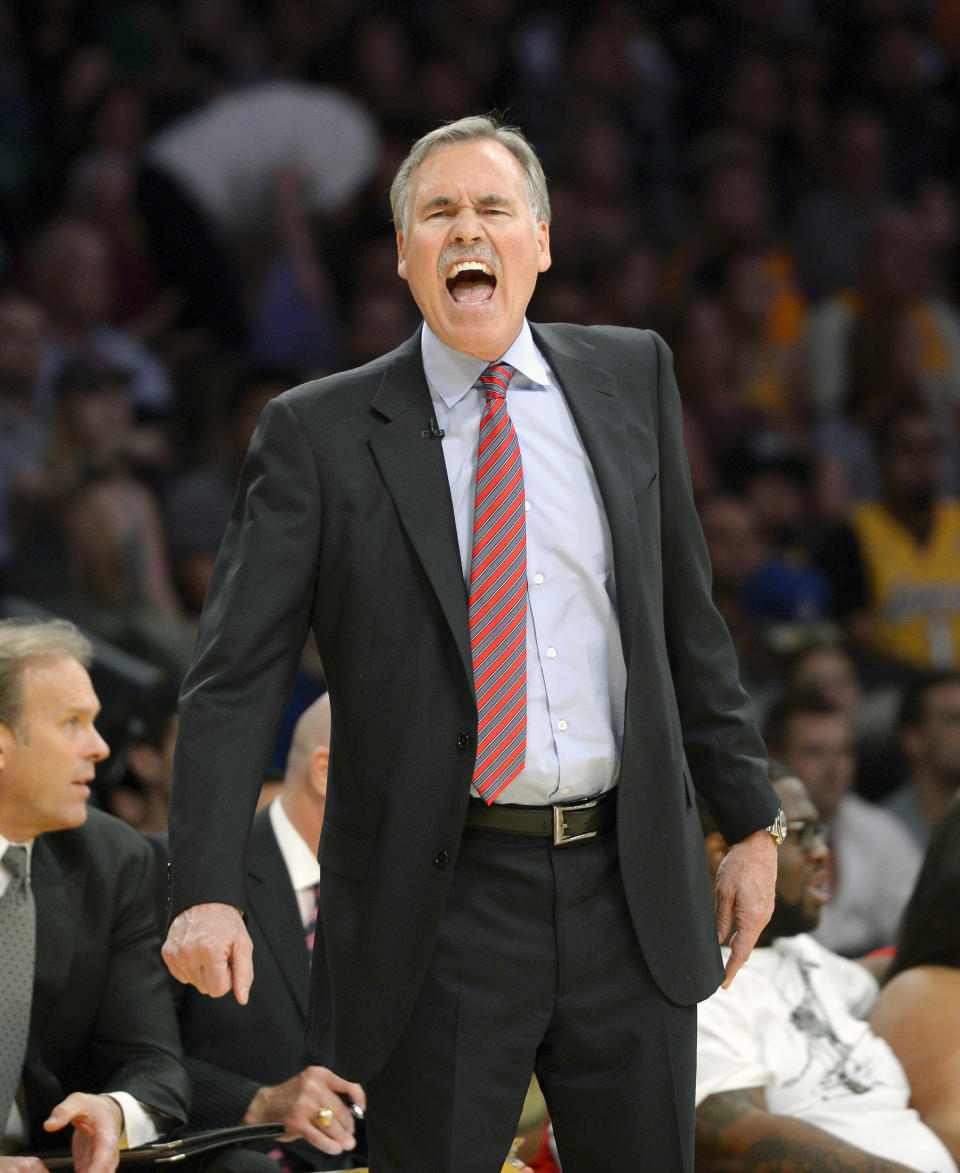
468, 361, 527, 804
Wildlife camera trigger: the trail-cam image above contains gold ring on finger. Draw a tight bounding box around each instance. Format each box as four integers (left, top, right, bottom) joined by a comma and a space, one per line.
312, 1107, 335, 1129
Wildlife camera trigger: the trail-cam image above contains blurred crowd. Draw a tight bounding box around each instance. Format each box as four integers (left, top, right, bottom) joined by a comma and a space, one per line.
0, 0, 958, 919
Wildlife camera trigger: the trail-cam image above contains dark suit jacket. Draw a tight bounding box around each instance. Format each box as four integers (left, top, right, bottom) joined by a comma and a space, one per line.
150, 816, 352, 1170
24, 807, 189, 1150
168, 324, 780, 1082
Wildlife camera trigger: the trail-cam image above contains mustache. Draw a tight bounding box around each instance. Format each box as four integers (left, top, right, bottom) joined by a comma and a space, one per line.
437, 244, 499, 276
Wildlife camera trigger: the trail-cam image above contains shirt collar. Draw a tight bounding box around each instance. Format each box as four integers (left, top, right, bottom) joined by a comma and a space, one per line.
269, 796, 321, 891
421, 320, 551, 410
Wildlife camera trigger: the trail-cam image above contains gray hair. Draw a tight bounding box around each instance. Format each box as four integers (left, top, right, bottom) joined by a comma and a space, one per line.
0, 618, 93, 731
390, 114, 551, 233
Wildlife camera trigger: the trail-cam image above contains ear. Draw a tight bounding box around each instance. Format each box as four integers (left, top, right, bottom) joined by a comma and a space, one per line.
308, 745, 329, 795
396, 230, 408, 281
703, 830, 730, 881
536, 221, 551, 274
0, 722, 15, 775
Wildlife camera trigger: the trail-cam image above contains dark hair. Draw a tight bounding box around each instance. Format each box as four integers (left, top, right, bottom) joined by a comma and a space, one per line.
885, 799, 960, 981
763, 689, 842, 754
897, 670, 960, 731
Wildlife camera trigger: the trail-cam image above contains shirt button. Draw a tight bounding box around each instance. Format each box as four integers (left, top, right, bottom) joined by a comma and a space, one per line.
547, 647, 556, 658
561, 787, 570, 795
534, 573, 544, 585
524, 500, 531, 512
558, 719, 568, 732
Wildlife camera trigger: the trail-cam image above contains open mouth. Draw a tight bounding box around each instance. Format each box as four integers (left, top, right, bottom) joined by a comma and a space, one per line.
807, 870, 832, 904
446, 260, 497, 305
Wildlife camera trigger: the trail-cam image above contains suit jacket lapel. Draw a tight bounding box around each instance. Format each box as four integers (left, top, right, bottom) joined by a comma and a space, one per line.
32, 833, 84, 998
245, 814, 311, 1018
368, 330, 473, 681
531, 323, 642, 664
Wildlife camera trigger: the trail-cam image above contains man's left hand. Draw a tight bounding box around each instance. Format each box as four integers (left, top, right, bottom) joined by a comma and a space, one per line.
43, 1093, 124, 1173
714, 828, 777, 988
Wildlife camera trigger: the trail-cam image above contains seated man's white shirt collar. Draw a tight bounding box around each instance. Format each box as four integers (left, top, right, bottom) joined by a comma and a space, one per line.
269, 795, 321, 920
421, 320, 551, 408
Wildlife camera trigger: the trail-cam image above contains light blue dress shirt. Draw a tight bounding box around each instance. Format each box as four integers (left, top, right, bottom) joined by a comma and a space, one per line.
421, 321, 627, 806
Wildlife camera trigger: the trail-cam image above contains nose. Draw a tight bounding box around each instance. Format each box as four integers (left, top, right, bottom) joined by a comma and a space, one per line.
87, 726, 110, 762
806, 827, 830, 863
451, 209, 484, 243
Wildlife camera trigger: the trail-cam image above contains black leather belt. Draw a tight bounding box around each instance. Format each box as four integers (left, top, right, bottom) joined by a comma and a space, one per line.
465, 790, 616, 846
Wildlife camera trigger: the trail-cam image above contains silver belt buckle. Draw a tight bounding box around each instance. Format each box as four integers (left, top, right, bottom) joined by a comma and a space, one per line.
552, 796, 601, 846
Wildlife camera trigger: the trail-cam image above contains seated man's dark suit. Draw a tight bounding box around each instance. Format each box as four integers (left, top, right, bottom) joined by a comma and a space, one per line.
22, 806, 189, 1152
150, 813, 359, 1171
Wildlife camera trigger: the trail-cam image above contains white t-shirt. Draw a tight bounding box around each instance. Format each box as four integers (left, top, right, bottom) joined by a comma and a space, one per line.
697, 935, 957, 1173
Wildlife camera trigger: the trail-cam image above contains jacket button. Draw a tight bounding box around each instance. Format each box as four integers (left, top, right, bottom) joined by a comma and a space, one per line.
433, 849, 449, 867
457, 731, 473, 751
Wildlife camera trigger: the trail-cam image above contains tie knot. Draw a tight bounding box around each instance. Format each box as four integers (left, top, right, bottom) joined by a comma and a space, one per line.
479, 362, 515, 400
2, 845, 27, 884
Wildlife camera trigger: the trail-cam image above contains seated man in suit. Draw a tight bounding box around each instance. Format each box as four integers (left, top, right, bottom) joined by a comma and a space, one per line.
152, 695, 365, 1169
0, 617, 190, 1173
695, 765, 956, 1172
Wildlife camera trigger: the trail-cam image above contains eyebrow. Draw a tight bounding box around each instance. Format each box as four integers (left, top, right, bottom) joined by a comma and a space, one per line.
419, 192, 514, 214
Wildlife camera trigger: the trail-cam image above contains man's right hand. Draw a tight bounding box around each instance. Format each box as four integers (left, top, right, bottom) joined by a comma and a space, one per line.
244, 1067, 366, 1155
161, 903, 253, 1003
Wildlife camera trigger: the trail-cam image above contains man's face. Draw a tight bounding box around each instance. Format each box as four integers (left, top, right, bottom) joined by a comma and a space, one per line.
761, 775, 831, 943
906, 681, 960, 784
0, 656, 109, 842
396, 139, 551, 360
882, 413, 944, 507
777, 712, 855, 821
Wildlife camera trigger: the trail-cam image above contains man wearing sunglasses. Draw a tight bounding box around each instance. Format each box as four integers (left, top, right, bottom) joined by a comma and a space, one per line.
694, 766, 956, 1173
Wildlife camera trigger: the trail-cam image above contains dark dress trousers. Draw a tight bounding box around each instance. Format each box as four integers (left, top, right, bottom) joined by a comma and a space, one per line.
167, 324, 778, 1094
23, 807, 189, 1150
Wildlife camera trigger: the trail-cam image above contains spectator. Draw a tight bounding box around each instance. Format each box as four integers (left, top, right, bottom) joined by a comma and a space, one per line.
785, 639, 902, 801
764, 690, 921, 956
661, 136, 806, 360
699, 493, 832, 696
804, 206, 960, 434
62, 149, 178, 344
163, 366, 291, 616
28, 215, 175, 419
883, 670, 960, 850
5, 363, 192, 679
869, 798, 960, 1169
672, 296, 765, 476
820, 405, 960, 671
695, 765, 957, 1173
137, 81, 380, 350
790, 108, 891, 297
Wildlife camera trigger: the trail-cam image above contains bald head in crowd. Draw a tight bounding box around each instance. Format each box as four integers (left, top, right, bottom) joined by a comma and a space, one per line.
278, 693, 331, 855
